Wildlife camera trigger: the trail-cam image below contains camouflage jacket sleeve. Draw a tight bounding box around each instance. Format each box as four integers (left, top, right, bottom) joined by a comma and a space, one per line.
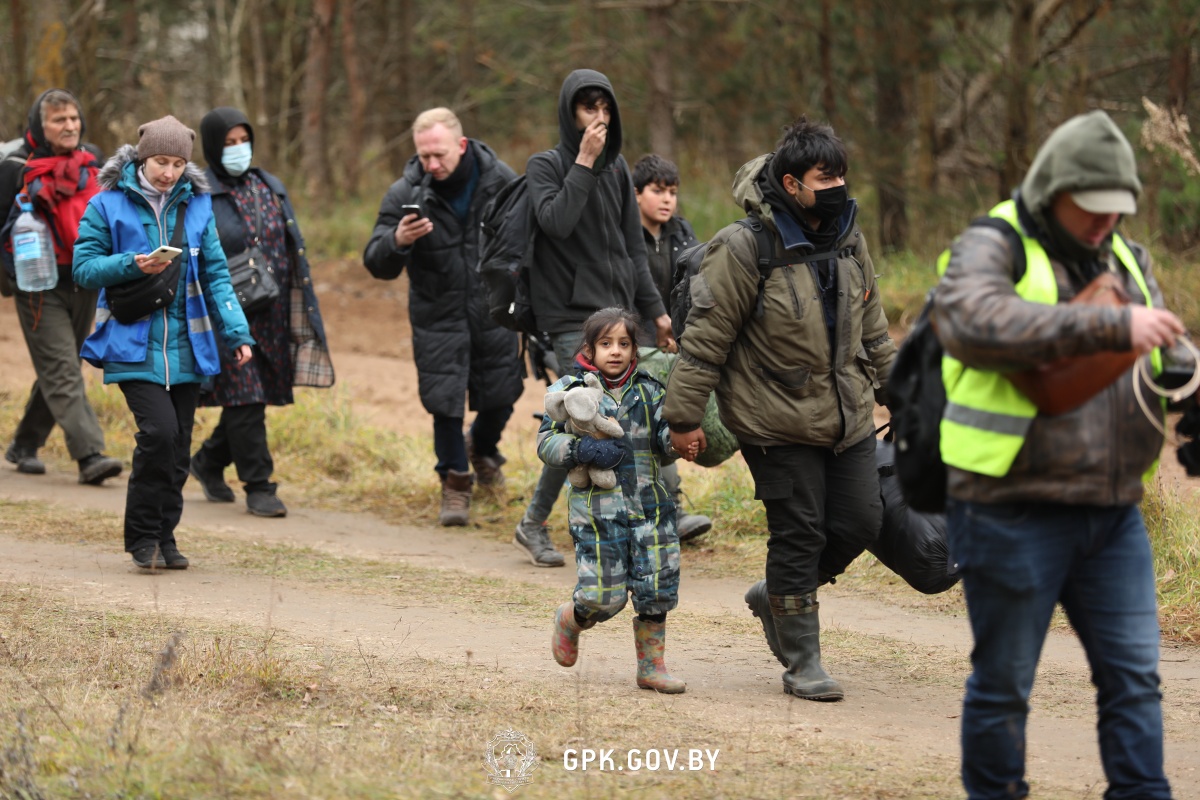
932, 226, 1131, 372
648, 380, 678, 463
536, 380, 580, 468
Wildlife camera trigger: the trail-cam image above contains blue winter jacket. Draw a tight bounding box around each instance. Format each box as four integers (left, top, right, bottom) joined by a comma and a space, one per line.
73, 145, 254, 386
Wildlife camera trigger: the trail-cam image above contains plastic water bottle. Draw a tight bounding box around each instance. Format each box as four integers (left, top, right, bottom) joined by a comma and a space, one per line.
12, 193, 57, 292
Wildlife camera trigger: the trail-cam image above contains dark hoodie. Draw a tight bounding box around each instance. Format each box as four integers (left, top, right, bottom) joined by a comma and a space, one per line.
200, 106, 253, 185
525, 69, 665, 335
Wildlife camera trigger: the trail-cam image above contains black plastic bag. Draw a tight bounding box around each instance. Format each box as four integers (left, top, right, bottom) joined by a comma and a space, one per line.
868, 436, 959, 595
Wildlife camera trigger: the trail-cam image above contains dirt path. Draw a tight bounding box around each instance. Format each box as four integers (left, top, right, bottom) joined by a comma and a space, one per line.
2, 268, 1199, 795
1, 466, 1198, 797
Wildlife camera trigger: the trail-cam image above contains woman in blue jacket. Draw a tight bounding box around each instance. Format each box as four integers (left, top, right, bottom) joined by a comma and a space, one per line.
73, 115, 255, 570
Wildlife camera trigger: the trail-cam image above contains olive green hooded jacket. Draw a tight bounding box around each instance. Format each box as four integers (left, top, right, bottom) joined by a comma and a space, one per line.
663, 154, 895, 451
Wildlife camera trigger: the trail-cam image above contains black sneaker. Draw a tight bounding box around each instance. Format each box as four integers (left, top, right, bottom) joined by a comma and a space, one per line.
189, 451, 235, 502
247, 490, 287, 518
5, 442, 45, 475
159, 542, 189, 570
78, 453, 122, 485
131, 545, 167, 570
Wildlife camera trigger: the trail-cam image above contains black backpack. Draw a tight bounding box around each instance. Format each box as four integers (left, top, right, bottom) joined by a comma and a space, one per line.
888, 216, 1027, 513
477, 152, 561, 335
669, 214, 855, 340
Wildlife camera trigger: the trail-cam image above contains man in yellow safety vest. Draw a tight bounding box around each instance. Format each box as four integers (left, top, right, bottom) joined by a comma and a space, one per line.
933, 110, 1184, 800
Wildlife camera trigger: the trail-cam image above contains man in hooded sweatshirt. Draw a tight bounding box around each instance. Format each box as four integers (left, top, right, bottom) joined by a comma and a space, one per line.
664, 117, 896, 702
1, 89, 122, 485
363, 107, 523, 528
512, 68, 677, 569
933, 110, 1180, 799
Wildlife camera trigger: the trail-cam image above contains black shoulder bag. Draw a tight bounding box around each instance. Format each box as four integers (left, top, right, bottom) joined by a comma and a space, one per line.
226, 186, 281, 314
105, 199, 189, 325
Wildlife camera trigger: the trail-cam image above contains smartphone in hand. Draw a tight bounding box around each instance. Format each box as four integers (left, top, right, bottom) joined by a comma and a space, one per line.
146, 245, 183, 263
400, 204, 423, 220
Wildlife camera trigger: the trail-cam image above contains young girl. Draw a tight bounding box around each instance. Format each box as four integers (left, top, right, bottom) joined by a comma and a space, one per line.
540, 307, 688, 693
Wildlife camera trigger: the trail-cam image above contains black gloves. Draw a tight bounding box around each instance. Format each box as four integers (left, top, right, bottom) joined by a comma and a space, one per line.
575, 435, 625, 470
1177, 405, 1200, 477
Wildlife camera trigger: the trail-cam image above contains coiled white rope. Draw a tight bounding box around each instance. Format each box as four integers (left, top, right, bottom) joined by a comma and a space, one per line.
1133, 337, 1200, 444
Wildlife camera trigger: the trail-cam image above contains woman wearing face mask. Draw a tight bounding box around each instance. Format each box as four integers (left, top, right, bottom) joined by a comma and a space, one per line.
188, 107, 334, 518
73, 115, 256, 570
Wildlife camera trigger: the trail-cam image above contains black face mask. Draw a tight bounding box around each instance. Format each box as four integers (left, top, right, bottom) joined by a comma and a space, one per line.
802, 183, 848, 223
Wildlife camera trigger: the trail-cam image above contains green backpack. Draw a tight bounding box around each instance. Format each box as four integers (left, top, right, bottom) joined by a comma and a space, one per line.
637, 347, 740, 468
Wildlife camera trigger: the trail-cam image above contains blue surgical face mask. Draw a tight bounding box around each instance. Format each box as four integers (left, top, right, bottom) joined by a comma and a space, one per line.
221, 141, 252, 176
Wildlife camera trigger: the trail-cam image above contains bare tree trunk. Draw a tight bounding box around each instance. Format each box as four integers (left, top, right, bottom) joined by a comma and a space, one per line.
340, 0, 367, 196
819, 0, 836, 123
10, 0, 30, 107
214, 0, 249, 112
1000, 0, 1036, 199
645, 0, 677, 160
1167, 24, 1195, 113
457, 0, 478, 131
872, 0, 908, 249
301, 0, 336, 200
1061, 0, 1092, 117
277, 0, 300, 170
388, 0, 414, 174
249, 0, 271, 165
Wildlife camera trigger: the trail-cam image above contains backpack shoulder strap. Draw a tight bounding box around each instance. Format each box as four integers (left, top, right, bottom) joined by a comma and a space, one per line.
968, 215, 1027, 284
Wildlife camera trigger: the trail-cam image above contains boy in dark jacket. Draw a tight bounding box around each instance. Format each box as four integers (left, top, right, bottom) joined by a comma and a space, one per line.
631, 154, 711, 542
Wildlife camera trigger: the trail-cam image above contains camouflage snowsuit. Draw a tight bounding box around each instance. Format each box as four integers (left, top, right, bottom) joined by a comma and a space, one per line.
538, 369, 680, 623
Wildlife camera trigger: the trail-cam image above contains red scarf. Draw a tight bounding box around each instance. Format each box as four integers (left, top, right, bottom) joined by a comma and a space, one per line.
575, 353, 637, 390
20, 149, 100, 264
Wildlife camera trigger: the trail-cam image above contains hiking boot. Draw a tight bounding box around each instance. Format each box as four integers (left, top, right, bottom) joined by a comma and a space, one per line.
677, 512, 713, 542
513, 517, 565, 567
633, 617, 686, 694
467, 435, 507, 488
5, 442, 45, 475
247, 488, 288, 518
189, 450, 235, 503
160, 542, 190, 570
130, 545, 166, 570
439, 469, 473, 526
78, 453, 122, 485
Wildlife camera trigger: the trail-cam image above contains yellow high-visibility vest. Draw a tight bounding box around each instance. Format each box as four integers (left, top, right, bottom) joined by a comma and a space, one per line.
937, 200, 1161, 478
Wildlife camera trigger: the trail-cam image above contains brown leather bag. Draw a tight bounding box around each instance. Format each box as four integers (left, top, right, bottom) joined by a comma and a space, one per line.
1008, 271, 1137, 416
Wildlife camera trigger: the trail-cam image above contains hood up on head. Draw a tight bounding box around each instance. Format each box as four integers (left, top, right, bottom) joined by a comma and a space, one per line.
200, 106, 254, 184
556, 69, 622, 165
96, 143, 211, 194
1019, 110, 1142, 223
24, 88, 87, 157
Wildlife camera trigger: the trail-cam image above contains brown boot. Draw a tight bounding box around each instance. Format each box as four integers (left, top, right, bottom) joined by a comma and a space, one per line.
467, 434, 507, 489
439, 469, 473, 526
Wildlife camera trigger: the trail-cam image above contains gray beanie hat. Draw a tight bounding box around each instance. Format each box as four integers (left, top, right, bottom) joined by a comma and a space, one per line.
137, 115, 195, 161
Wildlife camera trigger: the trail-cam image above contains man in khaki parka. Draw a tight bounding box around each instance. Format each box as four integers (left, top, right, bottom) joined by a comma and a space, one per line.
665, 117, 895, 701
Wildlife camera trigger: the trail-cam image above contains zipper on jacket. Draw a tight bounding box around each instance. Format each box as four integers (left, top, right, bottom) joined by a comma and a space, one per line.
162, 306, 170, 390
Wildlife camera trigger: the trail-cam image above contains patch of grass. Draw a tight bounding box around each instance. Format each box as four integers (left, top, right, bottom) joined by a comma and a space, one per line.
1140, 479, 1200, 642
0, 580, 979, 798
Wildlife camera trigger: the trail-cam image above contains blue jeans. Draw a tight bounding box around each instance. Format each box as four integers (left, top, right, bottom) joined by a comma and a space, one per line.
524, 331, 582, 524
947, 500, 1171, 800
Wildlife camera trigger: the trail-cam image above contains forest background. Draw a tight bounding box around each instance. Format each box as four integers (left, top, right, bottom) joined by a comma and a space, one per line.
0, 0, 1198, 265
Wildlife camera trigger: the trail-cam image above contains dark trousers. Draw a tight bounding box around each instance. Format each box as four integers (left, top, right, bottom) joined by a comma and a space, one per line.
740, 433, 882, 597
433, 405, 513, 477
119, 381, 200, 552
196, 404, 274, 493
12, 284, 106, 460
